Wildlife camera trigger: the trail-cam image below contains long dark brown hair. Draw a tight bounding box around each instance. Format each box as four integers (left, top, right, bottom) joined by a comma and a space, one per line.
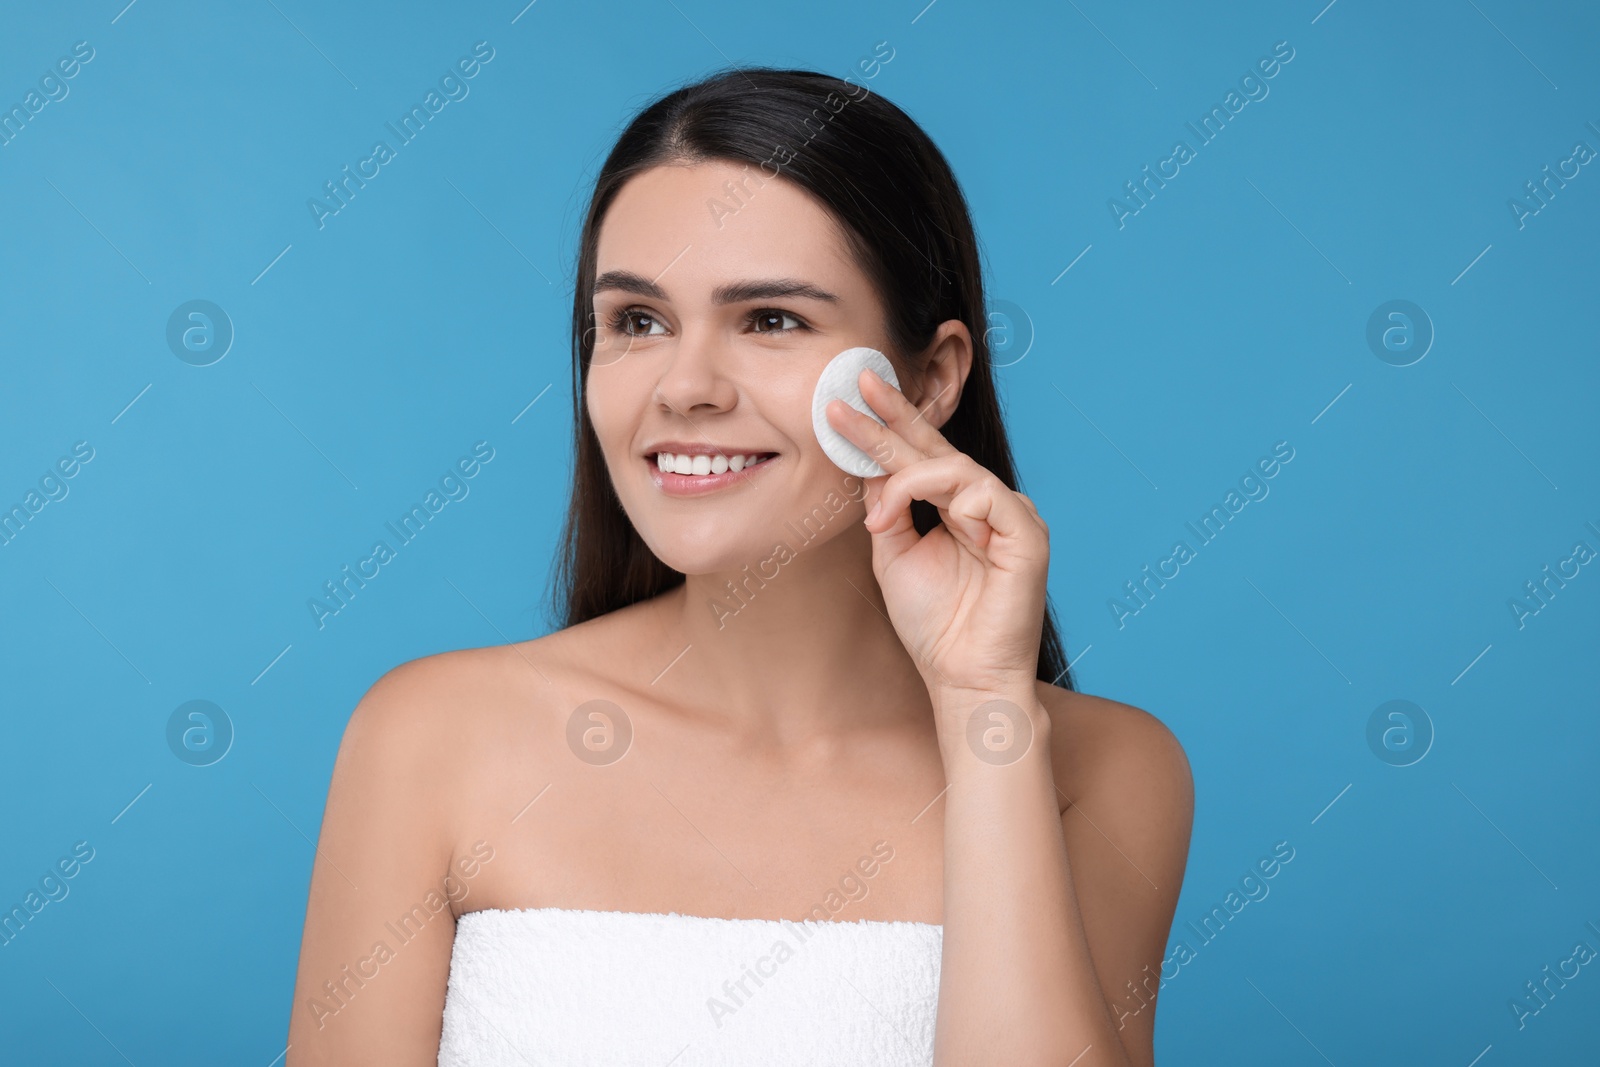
546, 65, 1075, 690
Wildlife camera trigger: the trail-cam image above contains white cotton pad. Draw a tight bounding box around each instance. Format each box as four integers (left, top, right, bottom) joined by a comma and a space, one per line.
811, 346, 902, 478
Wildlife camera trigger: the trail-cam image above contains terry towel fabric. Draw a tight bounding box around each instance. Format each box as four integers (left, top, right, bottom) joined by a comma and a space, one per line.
437, 907, 943, 1066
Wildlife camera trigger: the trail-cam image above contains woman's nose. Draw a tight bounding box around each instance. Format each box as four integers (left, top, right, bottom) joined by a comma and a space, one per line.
653, 327, 739, 415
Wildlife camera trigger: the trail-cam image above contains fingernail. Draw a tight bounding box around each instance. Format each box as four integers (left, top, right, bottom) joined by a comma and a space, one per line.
865, 500, 882, 525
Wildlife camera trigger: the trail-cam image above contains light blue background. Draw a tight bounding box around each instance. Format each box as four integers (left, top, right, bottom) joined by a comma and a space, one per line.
2, 0, 1596, 1063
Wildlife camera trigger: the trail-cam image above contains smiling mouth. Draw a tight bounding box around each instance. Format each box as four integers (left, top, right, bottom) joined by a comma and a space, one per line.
651, 451, 777, 476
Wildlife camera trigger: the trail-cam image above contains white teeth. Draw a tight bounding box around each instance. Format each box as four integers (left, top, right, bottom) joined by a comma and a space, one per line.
654, 452, 770, 476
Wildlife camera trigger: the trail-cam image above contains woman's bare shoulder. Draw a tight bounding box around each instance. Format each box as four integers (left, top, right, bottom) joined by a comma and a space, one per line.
1032, 681, 1194, 814
290, 632, 610, 1061
339, 607, 655, 779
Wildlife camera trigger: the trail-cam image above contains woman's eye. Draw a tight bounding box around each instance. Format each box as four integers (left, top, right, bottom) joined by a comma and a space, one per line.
751, 309, 806, 334
607, 308, 666, 336
602, 307, 806, 337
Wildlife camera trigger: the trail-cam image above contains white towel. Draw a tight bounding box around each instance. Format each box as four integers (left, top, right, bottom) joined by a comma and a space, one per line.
438, 907, 943, 1066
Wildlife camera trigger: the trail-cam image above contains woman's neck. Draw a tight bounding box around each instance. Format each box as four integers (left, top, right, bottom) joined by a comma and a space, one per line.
649, 522, 933, 743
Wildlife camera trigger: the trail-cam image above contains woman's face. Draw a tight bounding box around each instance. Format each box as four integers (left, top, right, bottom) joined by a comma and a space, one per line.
586, 159, 905, 575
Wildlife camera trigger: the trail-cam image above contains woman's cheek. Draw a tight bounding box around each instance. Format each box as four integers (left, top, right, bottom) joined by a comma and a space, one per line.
585, 384, 627, 469
586, 364, 628, 425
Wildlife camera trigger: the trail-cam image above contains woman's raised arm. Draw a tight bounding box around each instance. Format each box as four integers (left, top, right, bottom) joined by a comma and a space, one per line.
828, 360, 1194, 1064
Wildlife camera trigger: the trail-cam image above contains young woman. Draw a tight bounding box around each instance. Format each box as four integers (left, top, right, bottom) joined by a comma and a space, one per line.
288, 66, 1193, 1066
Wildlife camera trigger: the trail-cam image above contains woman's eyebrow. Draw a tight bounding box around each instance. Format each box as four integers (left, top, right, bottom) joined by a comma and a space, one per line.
593, 270, 840, 305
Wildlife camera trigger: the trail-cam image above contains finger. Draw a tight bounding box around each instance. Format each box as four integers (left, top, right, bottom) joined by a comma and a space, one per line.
944, 480, 1040, 555
939, 484, 995, 553
1012, 492, 1048, 534
825, 396, 926, 477
859, 468, 923, 571
871, 456, 1040, 550
857, 367, 959, 460
868, 453, 984, 520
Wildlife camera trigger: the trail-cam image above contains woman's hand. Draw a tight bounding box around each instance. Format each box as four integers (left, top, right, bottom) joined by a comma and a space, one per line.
825, 366, 1051, 713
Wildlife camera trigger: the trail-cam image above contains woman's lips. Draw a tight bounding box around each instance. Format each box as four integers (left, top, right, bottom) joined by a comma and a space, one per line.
647, 454, 778, 496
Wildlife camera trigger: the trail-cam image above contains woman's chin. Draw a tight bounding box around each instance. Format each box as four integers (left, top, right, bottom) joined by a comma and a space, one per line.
640, 538, 766, 578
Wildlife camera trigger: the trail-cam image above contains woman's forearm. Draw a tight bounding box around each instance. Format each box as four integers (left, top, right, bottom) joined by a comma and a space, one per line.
932, 685, 1133, 1067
